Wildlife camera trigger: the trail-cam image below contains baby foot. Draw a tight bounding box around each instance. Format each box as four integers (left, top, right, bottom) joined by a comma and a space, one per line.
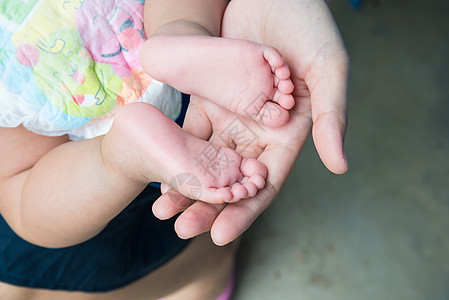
140, 35, 295, 128
115, 102, 267, 203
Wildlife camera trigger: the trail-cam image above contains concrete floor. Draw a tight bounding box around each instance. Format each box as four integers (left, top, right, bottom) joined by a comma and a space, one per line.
233, 1, 449, 299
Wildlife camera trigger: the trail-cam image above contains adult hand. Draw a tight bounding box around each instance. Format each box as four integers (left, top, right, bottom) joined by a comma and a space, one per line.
153, 0, 349, 245
222, 0, 350, 173
153, 95, 311, 245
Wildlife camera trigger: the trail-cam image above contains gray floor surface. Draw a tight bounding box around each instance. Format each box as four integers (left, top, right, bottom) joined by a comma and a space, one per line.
233, 1, 449, 299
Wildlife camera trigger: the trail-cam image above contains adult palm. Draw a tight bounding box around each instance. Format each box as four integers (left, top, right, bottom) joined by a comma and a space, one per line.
153, 0, 350, 245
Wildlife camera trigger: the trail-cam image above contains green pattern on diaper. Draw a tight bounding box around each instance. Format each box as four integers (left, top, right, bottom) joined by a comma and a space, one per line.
0, 0, 41, 25
33, 28, 122, 118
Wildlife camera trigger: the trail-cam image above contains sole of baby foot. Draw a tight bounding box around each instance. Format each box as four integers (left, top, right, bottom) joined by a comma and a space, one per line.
140, 35, 295, 128
172, 150, 267, 204
114, 102, 267, 204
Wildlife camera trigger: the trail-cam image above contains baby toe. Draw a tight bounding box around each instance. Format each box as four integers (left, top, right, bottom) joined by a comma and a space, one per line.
273, 84, 294, 108
257, 102, 290, 127
262, 46, 284, 68
240, 158, 268, 179
243, 181, 258, 198
249, 174, 266, 190
228, 184, 248, 202
278, 79, 294, 94
275, 64, 291, 79
278, 94, 295, 110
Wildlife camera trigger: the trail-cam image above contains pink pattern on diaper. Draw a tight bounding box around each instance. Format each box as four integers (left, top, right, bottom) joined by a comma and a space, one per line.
16, 44, 40, 66
76, 0, 145, 78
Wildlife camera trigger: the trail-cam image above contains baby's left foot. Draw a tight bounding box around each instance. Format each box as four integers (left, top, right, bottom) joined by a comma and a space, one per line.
140, 35, 295, 128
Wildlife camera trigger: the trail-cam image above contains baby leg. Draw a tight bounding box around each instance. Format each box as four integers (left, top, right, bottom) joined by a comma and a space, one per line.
140, 35, 295, 128
113, 102, 267, 203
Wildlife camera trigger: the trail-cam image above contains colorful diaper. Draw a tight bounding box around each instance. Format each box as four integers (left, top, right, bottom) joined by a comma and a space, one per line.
0, 0, 181, 140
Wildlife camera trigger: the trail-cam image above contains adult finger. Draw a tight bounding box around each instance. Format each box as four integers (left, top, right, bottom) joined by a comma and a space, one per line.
308, 46, 350, 174
174, 201, 226, 239
210, 185, 275, 245
152, 188, 195, 219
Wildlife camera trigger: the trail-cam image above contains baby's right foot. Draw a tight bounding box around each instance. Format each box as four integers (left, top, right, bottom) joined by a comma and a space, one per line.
113, 102, 267, 204
140, 35, 295, 128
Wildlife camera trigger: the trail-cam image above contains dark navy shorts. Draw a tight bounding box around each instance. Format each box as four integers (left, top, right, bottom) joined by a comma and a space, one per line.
0, 94, 191, 292
0, 186, 189, 292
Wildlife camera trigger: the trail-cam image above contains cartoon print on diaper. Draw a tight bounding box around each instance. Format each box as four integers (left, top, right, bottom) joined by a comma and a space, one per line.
0, 0, 124, 126
14, 28, 123, 120
1, 26, 87, 130
76, 0, 146, 78
1, 0, 164, 136
31, 28, 122, 119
